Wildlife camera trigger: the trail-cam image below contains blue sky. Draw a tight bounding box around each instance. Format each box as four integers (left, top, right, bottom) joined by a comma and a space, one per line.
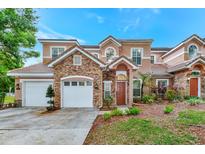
26, 8, 205, 66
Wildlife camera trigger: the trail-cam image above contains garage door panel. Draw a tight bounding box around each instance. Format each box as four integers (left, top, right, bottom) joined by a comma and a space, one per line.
24, 81, 53, 107
63, 80, 93, 107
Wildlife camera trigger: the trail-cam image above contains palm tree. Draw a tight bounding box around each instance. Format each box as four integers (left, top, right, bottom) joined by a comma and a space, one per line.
138, 72, 152, 99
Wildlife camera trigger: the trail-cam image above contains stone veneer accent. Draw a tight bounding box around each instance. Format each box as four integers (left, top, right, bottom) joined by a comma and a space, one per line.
103, 70, 116, 105
53, 51, 103, 108
173, 63, 205, 98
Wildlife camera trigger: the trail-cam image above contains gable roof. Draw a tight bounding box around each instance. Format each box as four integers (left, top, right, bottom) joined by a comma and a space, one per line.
168, 56, 205, 73
7, 63, 53, 77
107, 56, 138, 69
48, 46, 106, 67
99, 35, 121, 47
162, 34, 205, 58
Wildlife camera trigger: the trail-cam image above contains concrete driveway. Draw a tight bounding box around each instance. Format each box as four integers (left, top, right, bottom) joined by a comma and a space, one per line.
0, 108, 98, 145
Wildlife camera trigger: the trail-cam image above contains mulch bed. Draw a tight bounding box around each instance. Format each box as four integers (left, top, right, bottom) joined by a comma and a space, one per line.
84, 102, 205, 145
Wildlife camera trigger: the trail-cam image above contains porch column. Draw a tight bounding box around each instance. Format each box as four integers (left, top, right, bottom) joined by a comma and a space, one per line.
128, 69, 133, 106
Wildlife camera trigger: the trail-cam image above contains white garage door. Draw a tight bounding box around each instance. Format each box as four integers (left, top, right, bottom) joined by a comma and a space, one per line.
62, 80, 93, 107
24, 81, 53, 107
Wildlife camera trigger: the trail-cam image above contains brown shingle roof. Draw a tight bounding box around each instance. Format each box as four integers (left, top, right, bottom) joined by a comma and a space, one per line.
167, 56, 205, 73
8, 63, 53, 74
151, 64, 173, 78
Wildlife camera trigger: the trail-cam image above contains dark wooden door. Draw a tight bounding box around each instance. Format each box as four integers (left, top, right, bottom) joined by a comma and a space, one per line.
116, 82, 126, 105
190, 78, 198, 97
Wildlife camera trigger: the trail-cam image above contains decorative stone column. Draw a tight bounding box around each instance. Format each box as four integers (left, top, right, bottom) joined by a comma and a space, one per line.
128, 69, 133, 106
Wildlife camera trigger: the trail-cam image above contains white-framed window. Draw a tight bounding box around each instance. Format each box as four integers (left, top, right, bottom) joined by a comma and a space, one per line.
156, 79, 169, 88
51, 46, 65, 59
133, 79, 141, 97
131, 48, 143, 65
92, 53, 99, 58
188, 44, 198, 59
73, 55, 82, 65
150, 55, 155, 64
105, 47, 116, 62
104, 81, 112, 98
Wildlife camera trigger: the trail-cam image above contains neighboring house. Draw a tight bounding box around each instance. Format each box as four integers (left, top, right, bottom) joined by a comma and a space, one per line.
8, 34, 205, 108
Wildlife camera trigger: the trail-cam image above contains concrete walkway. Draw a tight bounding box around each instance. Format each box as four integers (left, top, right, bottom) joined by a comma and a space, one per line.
0, 108, 98, 145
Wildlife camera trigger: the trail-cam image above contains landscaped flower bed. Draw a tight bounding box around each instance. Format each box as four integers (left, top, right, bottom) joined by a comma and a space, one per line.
84, 102, 205, 145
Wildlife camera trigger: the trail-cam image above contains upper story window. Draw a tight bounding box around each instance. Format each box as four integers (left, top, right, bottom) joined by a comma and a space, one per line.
73, 55, 82, 65
131, 48, 143, 65
105, 47, 116, 62
188, 45, 198, 59
151, 55, 155, 64
92, 53, 99, 59
51, 47, 65, 59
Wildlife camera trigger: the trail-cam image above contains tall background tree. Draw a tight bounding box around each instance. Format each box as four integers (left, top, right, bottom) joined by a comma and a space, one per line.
0, 8, 40, 100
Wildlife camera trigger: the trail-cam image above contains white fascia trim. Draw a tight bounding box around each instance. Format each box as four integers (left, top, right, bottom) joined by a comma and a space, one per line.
20, 79, 54, 83
186, 58, 205, 68
39, 40, 80, 45
84, 48, 100, 51
108, 57, 138, 69
184, 36, 204, 45
164, 52, 184, 63
48, 47, 105, 67
151, 51, 168, 53
99, 37, 121, 47
61, 75, 94, 81
156, 79, 169, 86
162, 43, 183, 58
7, 73, 53, 77
162, 36, 205, 58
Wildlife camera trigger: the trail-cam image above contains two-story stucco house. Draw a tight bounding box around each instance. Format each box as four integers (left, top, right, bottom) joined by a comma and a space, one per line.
8, 34, 205, 108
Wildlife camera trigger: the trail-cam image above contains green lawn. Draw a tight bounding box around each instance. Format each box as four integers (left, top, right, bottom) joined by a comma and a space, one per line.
3, 96, 15, 104
85, 118, 197, 145
177, 110, 205, 125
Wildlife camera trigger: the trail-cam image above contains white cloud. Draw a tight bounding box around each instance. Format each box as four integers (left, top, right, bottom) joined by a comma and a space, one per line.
150, 8, 160, 14
86, 13, 105, 24
122, 18, 140, 32
36, 23, 86, 44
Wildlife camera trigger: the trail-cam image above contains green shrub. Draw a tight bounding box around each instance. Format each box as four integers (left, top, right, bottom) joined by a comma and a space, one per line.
104, 96, 113, 108
186, 97, 204, 106
142, 94, 155, 104
111, 108, 124, 116
133, 97, 140, 103
164, 105, 174, 114
125, 107, 140, 115
177, 110, 205, 125
165, 89, 176, 102
103, 112, 111, 121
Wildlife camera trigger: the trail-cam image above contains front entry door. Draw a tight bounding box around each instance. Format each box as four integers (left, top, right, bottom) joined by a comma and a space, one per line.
116, 82, 126, 105
190, 78, 198, 97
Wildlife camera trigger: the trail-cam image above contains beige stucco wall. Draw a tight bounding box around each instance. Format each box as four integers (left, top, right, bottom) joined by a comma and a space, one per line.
42, 42, 76, 64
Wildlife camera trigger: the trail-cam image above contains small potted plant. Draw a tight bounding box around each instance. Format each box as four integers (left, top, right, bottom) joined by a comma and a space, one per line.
46, 85, 55, 111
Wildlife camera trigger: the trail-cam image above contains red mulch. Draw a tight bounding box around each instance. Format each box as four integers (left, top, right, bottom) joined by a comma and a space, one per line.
85, 102, 205, 145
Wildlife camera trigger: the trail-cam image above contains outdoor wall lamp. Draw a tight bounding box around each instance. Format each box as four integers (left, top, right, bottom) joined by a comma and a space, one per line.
16, 83, 20, 90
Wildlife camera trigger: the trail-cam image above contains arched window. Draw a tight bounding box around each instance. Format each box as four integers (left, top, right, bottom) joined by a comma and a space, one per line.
105, 47, 116, 61
188, 45, 198, 59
